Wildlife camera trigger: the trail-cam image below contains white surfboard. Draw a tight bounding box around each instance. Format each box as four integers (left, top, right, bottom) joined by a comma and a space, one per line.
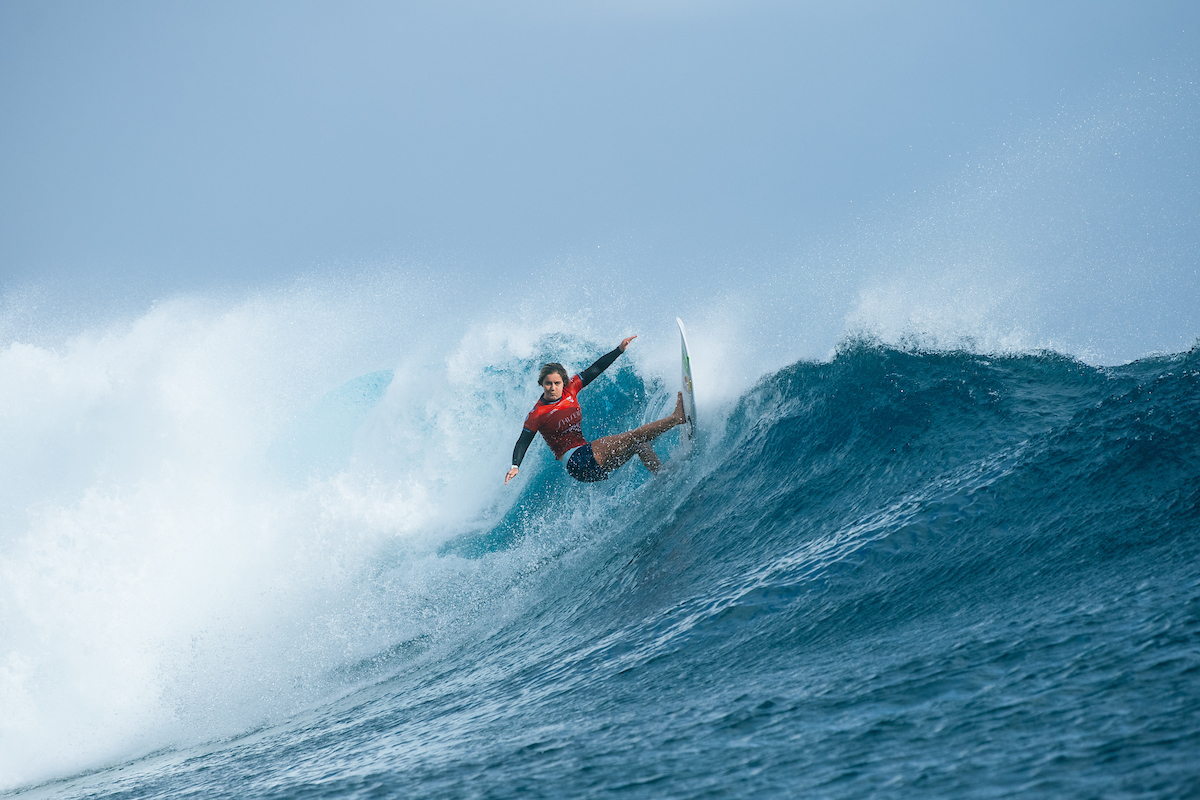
677, 317, 696, 448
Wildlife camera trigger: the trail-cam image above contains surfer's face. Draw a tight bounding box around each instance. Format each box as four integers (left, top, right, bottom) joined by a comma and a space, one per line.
541, 373, 565, 402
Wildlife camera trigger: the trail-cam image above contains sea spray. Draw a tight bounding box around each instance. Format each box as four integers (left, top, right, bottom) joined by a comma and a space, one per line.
0, 288, 698, 790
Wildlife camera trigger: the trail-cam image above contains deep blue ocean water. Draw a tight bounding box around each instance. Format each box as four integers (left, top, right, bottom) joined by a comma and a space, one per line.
4, 339, 1199, 799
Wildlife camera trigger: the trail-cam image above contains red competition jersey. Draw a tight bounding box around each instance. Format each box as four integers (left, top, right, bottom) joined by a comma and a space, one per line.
523, 374, 588, 459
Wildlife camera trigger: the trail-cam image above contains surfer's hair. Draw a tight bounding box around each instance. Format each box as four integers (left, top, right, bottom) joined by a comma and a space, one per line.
538, 363, 569, 385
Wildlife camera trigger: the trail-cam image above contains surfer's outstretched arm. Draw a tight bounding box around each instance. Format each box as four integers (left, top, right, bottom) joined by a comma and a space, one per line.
506, 429, 535, 484
579, 335, 637, 388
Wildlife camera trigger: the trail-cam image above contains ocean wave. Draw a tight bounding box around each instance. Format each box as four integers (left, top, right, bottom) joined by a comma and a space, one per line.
3, 318, 1198, 797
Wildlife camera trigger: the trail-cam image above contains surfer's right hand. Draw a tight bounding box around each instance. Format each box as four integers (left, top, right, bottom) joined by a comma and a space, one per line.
505, 466, 519, 485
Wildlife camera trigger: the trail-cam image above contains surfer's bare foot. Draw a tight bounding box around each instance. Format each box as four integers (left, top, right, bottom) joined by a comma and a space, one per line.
672, 392, 686, 425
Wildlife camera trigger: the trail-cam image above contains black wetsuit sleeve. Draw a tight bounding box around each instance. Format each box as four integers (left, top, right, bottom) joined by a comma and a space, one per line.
511, 428, 536, 468
579, 346, 623, 388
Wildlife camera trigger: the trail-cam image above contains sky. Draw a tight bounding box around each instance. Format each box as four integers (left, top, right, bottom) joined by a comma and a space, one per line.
1, 0, 1198, 361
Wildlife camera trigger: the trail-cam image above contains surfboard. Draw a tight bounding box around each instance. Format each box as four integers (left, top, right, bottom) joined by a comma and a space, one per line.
677, 317, 696, 447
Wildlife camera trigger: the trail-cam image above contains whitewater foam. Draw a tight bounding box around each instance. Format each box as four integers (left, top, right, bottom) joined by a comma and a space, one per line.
0, 284, 719, 790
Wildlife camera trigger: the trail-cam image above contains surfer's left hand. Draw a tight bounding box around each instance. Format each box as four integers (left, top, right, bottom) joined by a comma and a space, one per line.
619, 335, 637, 352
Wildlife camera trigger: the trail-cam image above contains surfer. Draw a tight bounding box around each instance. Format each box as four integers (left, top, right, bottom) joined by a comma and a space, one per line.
505, 335, 687, 485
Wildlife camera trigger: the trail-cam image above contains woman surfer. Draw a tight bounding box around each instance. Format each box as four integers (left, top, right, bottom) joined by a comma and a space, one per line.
505, 335, 687, 485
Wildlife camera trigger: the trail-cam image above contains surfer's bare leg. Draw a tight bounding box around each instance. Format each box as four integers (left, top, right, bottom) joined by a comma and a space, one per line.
635, 443, 662, 473
601, 441, 663, 475
591, 393, 685, 472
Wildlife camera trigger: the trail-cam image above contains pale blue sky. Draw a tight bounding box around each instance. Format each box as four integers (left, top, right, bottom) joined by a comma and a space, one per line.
1, 1, 1198, 359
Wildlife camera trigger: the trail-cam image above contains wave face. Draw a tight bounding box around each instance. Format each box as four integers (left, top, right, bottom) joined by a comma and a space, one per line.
4, 328, 1200, 798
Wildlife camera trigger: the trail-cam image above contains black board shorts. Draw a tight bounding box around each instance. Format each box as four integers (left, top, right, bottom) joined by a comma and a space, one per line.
566, 443, 610, 483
